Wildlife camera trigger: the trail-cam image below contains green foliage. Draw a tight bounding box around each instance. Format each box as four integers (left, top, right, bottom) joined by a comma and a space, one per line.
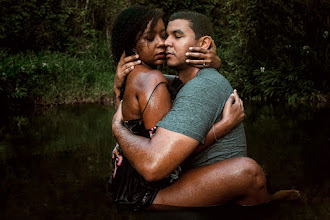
0, 0, 132, 52
0, 40, 116, 105
0, 0, 328, 104
219, 0, 329, 102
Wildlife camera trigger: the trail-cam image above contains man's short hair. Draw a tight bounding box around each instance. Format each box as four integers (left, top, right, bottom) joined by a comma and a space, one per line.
168, 11, 214, 40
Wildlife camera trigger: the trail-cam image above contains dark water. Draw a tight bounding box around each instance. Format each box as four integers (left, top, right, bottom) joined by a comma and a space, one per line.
0, 102, 329, 220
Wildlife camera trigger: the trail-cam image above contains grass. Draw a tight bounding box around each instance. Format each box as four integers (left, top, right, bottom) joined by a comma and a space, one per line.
0, 40, 116, 105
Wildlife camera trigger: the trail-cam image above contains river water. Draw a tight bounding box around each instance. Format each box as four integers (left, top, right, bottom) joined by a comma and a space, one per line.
0, 102, 329, 219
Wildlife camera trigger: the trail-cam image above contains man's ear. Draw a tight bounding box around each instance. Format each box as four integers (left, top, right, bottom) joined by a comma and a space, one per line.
198, 36, 212, 49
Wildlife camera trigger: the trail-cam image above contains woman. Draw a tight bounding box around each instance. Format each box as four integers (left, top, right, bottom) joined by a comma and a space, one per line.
109, 6, 245, 212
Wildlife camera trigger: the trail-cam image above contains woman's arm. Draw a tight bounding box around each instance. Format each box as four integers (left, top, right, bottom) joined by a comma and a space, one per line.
193, 90, 245, 155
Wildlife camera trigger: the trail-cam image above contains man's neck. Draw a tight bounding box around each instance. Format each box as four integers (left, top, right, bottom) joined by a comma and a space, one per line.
177, 65, 200, 84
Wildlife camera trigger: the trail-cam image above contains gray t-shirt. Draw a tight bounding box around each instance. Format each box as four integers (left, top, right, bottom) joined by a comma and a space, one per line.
157, 68, 247, 168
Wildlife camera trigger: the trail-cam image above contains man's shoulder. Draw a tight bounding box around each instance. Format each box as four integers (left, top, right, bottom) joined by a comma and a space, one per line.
197, 68, 226, 82
185, 68, 230, 92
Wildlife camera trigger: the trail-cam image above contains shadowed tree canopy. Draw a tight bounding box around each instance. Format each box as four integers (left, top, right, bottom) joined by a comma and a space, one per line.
0, 0, 329, 103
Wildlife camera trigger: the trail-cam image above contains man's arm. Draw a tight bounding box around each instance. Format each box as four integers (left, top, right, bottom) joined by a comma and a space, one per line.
112, 104, 199, 182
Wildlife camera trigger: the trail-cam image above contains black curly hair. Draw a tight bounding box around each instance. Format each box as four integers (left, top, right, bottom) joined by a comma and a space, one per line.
111, 6, 164, 65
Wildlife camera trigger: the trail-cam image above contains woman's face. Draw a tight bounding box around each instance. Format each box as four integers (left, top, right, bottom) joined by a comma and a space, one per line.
136, 18, 166, 68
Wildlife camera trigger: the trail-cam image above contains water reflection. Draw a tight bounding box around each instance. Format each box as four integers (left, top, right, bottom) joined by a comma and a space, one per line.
0, 105, 117, 219
0, 102, 329, 219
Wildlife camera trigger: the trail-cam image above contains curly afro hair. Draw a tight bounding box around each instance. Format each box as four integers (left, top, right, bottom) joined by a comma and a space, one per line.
111, 6, 163, 65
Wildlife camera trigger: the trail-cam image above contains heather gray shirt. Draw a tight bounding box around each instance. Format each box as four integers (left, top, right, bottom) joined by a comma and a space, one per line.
157, 68, 247, 168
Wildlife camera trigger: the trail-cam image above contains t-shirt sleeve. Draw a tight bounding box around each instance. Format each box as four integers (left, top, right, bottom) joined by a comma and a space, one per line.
157, 74, 229, 144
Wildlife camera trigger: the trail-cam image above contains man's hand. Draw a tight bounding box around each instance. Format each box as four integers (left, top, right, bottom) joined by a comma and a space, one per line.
193, 89, 244, 154
222, 89, 245, 127
185, 39, 221, 70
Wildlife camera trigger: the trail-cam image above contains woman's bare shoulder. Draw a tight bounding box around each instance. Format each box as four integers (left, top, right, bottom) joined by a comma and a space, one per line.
126, 66, 167, 91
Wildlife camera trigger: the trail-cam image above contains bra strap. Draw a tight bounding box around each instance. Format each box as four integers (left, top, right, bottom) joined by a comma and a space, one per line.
140, 81, 167, 117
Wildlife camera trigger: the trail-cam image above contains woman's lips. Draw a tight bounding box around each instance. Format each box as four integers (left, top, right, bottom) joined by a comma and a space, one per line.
156, 52, 166, 59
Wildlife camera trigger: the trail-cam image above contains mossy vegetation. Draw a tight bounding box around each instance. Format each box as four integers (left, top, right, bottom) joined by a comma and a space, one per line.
0, 0, 328, 105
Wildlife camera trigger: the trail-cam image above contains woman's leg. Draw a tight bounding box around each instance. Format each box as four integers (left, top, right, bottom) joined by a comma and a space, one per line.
152, 157, 269, 207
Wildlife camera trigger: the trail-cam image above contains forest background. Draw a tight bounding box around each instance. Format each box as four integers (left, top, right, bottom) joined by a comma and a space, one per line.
0, 0, 329, 105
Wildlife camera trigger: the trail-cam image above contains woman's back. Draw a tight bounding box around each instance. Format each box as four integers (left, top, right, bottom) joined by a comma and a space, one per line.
121, 65, 172, 129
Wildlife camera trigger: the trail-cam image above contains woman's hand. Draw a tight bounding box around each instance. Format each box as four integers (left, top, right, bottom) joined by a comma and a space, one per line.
185, 39, 221, 70
113, 52, 141, 108
114, 52, 141, 92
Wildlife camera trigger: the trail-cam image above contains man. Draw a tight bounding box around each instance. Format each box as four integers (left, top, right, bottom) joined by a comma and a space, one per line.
112, 11, 269, 207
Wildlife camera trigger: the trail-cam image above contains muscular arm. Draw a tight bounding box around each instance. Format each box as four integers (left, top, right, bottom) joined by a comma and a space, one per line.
113, 71, 229, 181
112, 106, 199, 182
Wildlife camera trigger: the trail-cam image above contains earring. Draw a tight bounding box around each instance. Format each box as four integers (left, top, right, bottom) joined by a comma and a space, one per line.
132, 49, 138, 54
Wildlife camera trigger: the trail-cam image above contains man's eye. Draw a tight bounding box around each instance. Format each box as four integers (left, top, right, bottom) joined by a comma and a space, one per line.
175, 35, 182, 39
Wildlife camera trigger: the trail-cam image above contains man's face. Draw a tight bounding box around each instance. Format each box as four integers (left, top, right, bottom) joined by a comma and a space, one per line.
165, 19, 197, 70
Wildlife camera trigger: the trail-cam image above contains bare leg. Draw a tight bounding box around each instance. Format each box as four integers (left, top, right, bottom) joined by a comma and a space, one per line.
152, 157, 269, 207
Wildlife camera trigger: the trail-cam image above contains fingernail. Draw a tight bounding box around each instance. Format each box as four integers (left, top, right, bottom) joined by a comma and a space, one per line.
185, 52, 189, 56
186, 59, 190, 63
137, 60, 141, 63
189, 47, 192, 50
135, 54, 139, 58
